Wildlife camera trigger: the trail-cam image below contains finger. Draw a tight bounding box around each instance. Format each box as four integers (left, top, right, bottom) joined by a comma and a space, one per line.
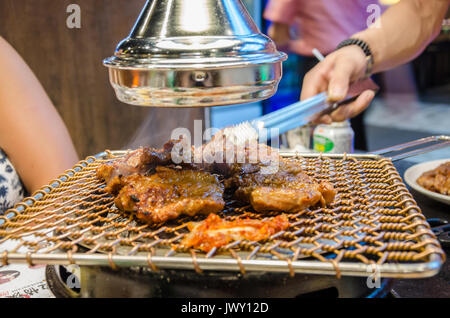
327, 57, 354, 101
300, 68, 329, 101
346, 90, 375, 118
329, 90, 375, 122
312, 114, 333, 125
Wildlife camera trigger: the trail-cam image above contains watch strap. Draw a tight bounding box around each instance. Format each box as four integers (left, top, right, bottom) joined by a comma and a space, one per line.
336, 38, 374, 77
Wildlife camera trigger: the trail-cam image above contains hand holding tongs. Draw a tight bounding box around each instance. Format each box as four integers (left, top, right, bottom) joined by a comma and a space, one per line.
221, 48, 379, 143
223, 78, 379, 144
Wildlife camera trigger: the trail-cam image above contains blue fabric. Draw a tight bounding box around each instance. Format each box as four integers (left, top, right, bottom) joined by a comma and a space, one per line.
0, 149, 25, 215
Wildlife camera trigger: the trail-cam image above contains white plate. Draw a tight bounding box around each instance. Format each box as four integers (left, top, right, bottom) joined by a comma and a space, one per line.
404, 159, 450, 206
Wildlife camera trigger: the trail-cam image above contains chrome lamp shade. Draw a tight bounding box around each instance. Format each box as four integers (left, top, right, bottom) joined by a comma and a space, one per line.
104, 0, 287, 107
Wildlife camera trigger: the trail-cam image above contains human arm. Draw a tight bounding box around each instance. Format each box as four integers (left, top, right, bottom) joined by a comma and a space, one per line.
300, 0, 449, 124
0, 37, 79, 192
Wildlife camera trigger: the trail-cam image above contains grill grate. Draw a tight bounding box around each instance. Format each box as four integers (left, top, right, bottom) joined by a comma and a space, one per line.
0, 151, 445, 278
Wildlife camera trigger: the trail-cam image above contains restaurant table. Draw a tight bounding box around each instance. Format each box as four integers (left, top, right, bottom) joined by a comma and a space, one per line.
392, 160, 450, 298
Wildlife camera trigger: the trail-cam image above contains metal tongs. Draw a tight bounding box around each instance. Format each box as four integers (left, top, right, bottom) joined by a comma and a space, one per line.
222, 78, 379, 143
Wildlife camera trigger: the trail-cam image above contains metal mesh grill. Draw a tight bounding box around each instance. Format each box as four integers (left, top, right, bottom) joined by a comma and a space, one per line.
0, 151, 445, 278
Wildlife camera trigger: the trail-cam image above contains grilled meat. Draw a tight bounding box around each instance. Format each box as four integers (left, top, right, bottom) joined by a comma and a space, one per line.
198, 137, 336, 212
417, 162, 450, 195
228, 158, 336, 213
97, 135, 278, 182
197, 133, 279, 177
181, 213, 290, 252
96, 140, 180, 193
97, 135, 336, 225
114, 166, 225, 224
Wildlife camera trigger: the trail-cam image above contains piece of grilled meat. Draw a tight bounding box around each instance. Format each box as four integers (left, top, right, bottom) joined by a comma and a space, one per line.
227, 158, 336, 213
181, 213, 290, 252
417, 162, 450, 195
114, 166, 225, 224
96, 140, 180, 193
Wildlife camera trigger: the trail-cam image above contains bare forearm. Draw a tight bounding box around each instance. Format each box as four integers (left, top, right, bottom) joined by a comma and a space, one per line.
353, 0, 448, 73
0, 37, 79, 192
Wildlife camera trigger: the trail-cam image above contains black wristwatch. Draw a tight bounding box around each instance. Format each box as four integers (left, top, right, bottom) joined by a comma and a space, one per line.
336, 38, 374, 78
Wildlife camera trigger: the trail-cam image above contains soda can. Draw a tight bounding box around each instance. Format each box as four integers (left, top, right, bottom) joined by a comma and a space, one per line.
313, 121, 355, 154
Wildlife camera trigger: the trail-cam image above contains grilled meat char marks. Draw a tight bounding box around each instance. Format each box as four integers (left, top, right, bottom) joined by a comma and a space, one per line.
199, 135, 336, 210
97, 138, 336, 224
228, 158, 336, 213
96, 139, 178, 193
114, 166, 225, 224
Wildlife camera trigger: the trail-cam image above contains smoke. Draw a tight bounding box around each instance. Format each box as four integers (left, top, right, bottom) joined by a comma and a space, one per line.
122, 108, 282, 174
124, 112, 169, 150
123, 108, 205, 150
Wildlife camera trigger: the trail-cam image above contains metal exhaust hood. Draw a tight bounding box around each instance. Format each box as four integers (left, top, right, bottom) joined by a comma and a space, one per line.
104, 0, 287, 107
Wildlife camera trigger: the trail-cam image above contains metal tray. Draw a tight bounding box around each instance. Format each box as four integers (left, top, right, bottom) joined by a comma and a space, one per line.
0, 142, 447, 279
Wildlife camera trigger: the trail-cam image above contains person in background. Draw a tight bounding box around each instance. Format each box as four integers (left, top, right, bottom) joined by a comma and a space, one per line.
264, 0, 388, 150
299, 0, 448, 124
0, 37, 78, 214
265, 0, 384, 60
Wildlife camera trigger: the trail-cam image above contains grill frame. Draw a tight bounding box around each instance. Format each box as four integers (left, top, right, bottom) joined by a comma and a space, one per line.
0, 151, 445, 279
